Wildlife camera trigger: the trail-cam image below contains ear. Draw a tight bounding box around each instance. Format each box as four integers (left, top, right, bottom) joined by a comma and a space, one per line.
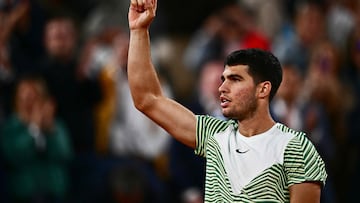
257, 81, 272, 99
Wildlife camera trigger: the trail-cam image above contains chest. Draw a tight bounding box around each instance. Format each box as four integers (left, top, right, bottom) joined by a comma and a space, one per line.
211, 126, 294, 194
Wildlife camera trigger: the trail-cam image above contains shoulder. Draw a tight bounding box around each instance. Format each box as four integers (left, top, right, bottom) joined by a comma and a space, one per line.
195, 115, 234, 157
279, 124, 327, 185
276, 124, 315, 152
275, 123, 306, 138
196, 115, 234, 134
275, 123, 314, 154
1, 115, 25, 132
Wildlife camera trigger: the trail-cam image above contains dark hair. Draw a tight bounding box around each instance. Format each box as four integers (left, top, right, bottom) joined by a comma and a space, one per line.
224, 48, 283, 101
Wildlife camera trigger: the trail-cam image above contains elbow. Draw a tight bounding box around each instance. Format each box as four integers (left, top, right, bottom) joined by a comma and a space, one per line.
132, 94, 157, 113
129, 84, 163, 113
133, 100, 147, 112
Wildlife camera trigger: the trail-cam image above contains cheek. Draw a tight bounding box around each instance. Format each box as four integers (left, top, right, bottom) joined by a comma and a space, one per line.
233, 86, 256, 105
235, 85, 255, 97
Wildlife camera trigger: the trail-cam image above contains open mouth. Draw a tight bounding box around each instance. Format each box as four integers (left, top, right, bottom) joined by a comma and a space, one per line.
220, 96, 230, 107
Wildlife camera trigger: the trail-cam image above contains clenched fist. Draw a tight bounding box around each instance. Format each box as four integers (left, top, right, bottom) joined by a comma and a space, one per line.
128, 0, 157, 30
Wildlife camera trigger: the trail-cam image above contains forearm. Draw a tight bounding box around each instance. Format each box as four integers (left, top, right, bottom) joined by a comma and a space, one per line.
0, 14, 15, 44
127, 29, 163, 110
0, 2, 29, 43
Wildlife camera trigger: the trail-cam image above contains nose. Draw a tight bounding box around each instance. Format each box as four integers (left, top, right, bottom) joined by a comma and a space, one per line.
218, 81, 227, 94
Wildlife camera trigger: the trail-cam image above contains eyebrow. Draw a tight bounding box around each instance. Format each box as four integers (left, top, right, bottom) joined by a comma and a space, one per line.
221, 73, 243, 81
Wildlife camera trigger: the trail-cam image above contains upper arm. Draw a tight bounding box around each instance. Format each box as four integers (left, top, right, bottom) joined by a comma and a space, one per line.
284, 135, 327, 187
140, 95, 197, 149
289, 182, 322, 203
284, 134, 327, 203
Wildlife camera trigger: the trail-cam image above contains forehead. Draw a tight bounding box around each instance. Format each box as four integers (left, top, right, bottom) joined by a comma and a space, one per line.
223, 64, 250, 76
46, 20, 74, 35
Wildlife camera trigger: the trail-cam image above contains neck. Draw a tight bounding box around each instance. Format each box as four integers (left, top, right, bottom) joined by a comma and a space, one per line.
237, 108, 276, 137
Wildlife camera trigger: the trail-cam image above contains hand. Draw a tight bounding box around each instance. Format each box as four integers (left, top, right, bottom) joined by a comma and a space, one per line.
30, 98, 56, 132
40, 99, 56, 132
30, 100, 43, 127
76, 38, 98, 80
128, 0, 157, 30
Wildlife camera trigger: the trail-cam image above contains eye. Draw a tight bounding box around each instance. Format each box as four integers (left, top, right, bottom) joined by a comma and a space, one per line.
229, 75, 242, 81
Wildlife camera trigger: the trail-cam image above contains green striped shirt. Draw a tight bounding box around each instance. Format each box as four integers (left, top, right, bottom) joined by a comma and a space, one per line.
195, 115, 327, 202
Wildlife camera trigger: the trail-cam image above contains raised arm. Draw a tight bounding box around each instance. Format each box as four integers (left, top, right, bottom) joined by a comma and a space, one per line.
127, 0, 197, 148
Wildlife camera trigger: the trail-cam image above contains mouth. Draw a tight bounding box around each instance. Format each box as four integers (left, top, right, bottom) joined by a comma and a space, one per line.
220, 96, 230, 108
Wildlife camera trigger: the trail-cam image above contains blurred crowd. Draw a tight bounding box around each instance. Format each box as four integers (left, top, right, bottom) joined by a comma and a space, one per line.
0, 0, 359, 202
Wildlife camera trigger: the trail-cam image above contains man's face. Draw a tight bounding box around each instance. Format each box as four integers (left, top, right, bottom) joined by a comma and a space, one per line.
277, 65, 301, 103
199, 61, 224, 100
219, 65, 258, 121
45, 20, 76, 59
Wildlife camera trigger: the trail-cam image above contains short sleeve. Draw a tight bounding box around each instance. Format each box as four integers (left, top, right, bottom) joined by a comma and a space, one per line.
195, 115, 209, 157
194, 115, 229, 158
283, 135, 327, 187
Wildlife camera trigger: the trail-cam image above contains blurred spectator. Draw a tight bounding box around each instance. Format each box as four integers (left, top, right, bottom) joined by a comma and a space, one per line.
37, 16, 102, 202
180, 187, 203, 203
0, 0, 46, 125
0, 0, 48, 77
107, 163, 149, 203
304, 40, 350, 143
272, 36, 351, 202
183, 1, 270, 74
343, 26, 360, 202
302, 39, 353, 203
78, 16, 130, 156
270, 62, 337, 203
79, 23, 172, 202
108, 62, 171, 203
0, 2, 48, 201
271, 63, 305, 131
197, 60, 226, 120
82, 0, 129, 40
326, 0, 357, 54
272, 0, 326, 75
344, 26, 360, 137
0, 46, 14, 126
108, 45, 171, 163
241, 0, 284, 41
0, 75, 73, 203
39, 16, 102, 154
169, 59, 227, 203
38, 0, 100, 27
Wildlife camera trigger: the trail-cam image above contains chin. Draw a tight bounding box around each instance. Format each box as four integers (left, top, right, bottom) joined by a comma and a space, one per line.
222, 111, 239, 120
222, 111, 232, 119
